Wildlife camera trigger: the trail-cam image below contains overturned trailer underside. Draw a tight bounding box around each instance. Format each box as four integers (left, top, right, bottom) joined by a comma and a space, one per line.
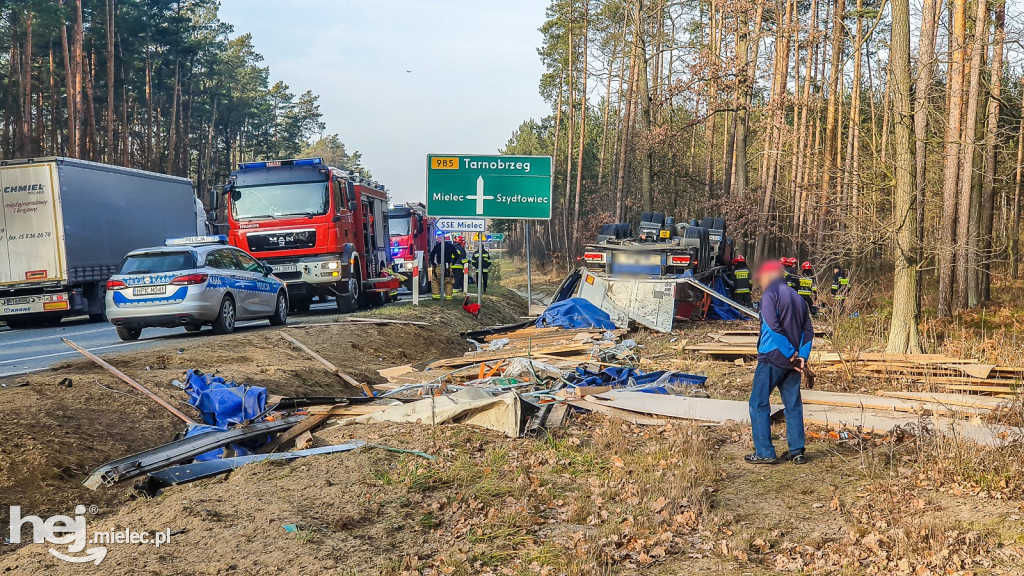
551, 267, 757, 332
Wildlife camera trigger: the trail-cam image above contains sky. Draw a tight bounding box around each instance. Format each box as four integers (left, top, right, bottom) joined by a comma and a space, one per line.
218, 0, 553, 204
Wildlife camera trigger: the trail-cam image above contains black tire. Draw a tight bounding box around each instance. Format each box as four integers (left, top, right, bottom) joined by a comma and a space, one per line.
88, 312, 106, 322
269, 291, 288, 326
4, 319, 31, 329
212, 296, 237, 335
116, 326, 142, 341
184, 324, 202, 333
336, 277, 360, 313
289, 298, 311, 313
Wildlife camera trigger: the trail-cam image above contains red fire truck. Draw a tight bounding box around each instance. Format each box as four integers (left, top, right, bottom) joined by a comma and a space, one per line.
387, 202, 435, 292
222, 157, 399, 312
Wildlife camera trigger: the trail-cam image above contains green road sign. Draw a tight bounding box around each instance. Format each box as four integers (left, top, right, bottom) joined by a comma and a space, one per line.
490, 233, 505, 242
426, 155, 552, 219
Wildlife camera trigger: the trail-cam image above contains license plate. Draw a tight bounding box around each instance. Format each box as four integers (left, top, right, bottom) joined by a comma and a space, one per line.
273, 264, 297, 273
133, 286, 165, 296
4, 297, 32, 305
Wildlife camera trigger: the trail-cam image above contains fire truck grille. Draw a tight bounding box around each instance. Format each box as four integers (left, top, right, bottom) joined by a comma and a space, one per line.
246, 229, 317, 252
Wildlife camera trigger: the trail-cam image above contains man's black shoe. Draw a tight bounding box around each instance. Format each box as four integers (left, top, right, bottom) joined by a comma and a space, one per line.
744, 453, 779, 465
779, 451, 808, 465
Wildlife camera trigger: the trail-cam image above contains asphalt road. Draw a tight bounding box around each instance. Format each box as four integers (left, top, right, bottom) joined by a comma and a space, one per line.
0, 299, 388, 378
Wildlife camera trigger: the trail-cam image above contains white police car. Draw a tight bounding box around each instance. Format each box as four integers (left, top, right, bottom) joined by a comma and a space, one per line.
105, 236, 288, 341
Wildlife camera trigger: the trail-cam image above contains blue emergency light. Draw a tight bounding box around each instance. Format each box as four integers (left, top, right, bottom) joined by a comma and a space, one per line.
165, 235, 229, 246
238, 157, 324, 170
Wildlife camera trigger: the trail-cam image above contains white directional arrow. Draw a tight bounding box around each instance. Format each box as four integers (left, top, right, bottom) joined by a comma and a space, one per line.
466, 176, 494, 215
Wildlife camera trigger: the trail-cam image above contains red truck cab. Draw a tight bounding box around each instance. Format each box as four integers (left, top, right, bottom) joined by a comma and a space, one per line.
387, 202, 435, 292
222, 157, 398, 312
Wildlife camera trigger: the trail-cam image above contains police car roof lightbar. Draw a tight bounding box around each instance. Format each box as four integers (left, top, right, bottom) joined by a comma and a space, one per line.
237, 157, 324, 170
165, 235, 229, 246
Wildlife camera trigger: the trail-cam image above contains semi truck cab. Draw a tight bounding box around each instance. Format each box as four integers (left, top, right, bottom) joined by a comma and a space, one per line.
223, 157, 398, 312
387, 202, 434, 292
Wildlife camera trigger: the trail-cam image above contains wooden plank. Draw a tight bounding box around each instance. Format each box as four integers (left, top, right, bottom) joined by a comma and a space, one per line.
800, 390, 987, 417
938, 364, 996, 379
256, 413, 329, 454
62, 338, 196, 424
429, 343, 602, 369
566, 399, 669, 426
944, 384, 1021, 394
281, 332, 375, 396
879, 391, 1008, 409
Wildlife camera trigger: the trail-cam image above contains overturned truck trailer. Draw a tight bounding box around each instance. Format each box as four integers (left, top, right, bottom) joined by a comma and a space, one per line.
551, 267, 757, 333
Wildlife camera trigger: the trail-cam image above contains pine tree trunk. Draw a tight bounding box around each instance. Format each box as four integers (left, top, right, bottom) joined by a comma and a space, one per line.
818, 0, 846, 251
1013, 78, 1024, 279
72, 0, 85, 158
955, 0, 987, 308
885, 0, 921, 354
979, 0, 1004, 301
571, 4, 588, 255
22, 9, 33, 156
106, 0, 116, 160
912, 0, 939, 311
937, 0, 967, 317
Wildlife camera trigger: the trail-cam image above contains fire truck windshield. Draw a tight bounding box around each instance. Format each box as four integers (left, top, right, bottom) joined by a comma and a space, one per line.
232, 181, 329, 220
388, 214, 411, 236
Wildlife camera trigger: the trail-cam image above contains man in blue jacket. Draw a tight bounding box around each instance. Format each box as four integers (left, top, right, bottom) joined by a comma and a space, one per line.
747, 260, 814, 465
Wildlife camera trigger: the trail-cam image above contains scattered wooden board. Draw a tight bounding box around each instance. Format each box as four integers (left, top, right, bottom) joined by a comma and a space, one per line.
566, 398, 668, 426
800, 390, 987, 417
587, 391, 780, 425
879, 391, 1009, 409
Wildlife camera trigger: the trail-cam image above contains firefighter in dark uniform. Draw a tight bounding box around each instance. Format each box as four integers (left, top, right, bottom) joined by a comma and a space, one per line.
472, 246, 493, 293
831, 266, 850, 309
729, 255, 752, 308
429, 240, 457, 300
451, 237, 469, 295
798, 261, 817, 313
780, 258, 798, 290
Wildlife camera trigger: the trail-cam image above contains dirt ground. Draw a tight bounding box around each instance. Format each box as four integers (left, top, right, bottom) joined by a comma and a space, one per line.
0, 287, 525, 533
2, 279, 1024, 575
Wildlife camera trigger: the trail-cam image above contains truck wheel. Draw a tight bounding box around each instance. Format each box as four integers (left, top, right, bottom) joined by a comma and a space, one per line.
5, 319, 31, 330
89, 312, 106, 322
269, 291, 288, 326
336, 278, 359, 313
212, 296, 236, 335
116, 326, 142, 341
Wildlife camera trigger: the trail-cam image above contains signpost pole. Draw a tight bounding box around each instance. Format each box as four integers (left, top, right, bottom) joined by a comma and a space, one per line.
477, 225, 484, 305
525, 221, 532, 314
439, 233, 446, 302
412, 250, 423, 305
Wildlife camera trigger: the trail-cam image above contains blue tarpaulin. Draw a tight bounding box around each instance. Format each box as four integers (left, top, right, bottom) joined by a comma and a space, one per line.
571, 366, 707, 393
536, 297, 617, 330
705, 276, 745, 321
182, 370, 270, 460
183, 370, 267, 427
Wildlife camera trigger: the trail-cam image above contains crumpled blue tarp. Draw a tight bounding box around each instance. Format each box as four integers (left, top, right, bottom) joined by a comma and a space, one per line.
571, 366, 707, 393
705, 276, 745, 321
183, 370, 267, 427
181, 370, 270, 460
536, 297, 617, 330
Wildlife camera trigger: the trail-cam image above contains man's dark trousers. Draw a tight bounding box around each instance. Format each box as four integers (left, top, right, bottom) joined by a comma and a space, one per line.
749, 362, 805, 459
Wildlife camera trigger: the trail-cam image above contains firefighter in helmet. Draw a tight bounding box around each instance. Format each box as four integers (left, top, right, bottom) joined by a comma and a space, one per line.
782, 257, 800, 290
472, 245, 493, 293
450, 237, 469, 295
797, 261, 817, 313
729, 255, 752, 308
831, 265, 850, 310
429, 239, 457, 300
